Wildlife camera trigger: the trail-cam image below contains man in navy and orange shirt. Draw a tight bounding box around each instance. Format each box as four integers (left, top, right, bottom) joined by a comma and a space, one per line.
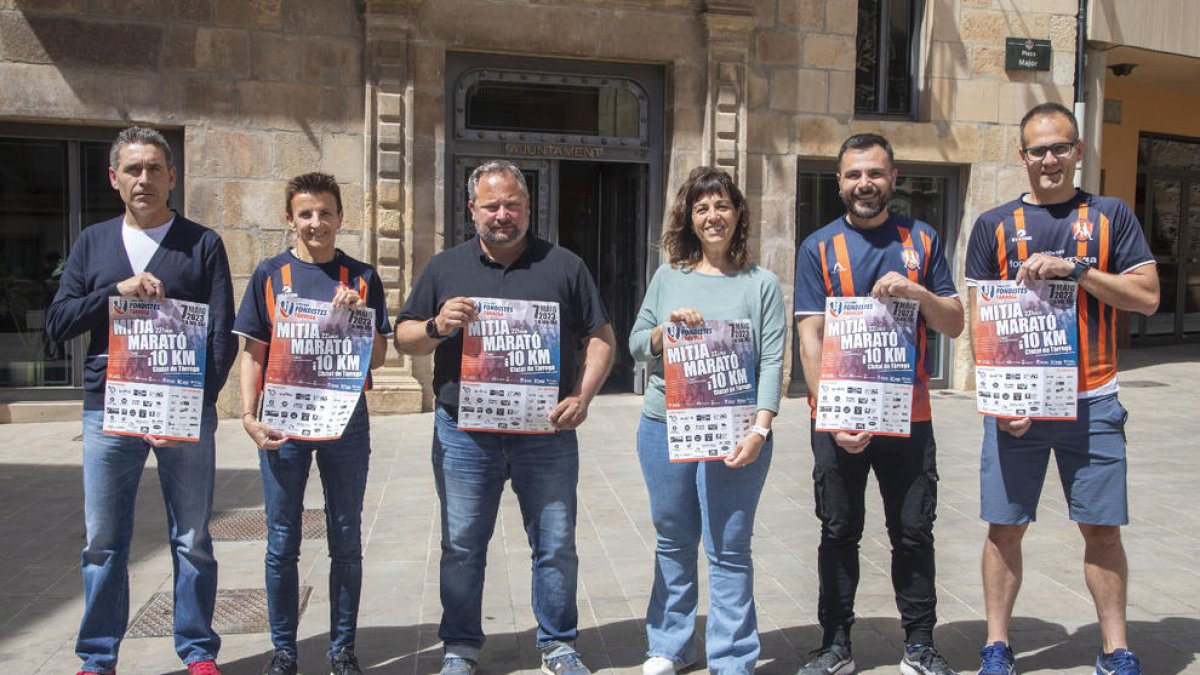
966, 103, 1159, 675
794, 133, 964, 675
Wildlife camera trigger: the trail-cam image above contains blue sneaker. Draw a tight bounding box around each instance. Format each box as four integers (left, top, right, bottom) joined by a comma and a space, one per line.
977, 641, 1015, 675
541, 652, 591, 675
1095, 649, 1141, 675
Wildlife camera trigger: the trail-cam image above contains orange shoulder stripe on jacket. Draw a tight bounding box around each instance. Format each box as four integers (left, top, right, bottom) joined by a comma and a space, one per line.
920, 230, 932, 278
265, 276, 276, 324
819, 241, 834, 295
832, 233, 855, 295
898, 226, 919, 282
994, 222, 1009, 281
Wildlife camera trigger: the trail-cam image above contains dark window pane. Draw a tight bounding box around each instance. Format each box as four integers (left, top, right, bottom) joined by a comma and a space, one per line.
886, 0, 913, 114
82, 142, 123, 227
855, 0, 881, 113
465, 81, 640, 138
0, 139, 71, 386
856, 0, 918, 116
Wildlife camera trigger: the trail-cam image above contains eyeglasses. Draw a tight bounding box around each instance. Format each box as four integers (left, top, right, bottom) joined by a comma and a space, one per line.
1021, 140, 1078, 161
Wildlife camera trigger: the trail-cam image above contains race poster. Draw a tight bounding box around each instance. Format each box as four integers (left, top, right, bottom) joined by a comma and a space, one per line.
973, 280, 1078, 419
103, 297, 208, 441
261, 297, 374, 440
663, 319, 757, 462
458, 298, 560, 433
816, 296, 919, 437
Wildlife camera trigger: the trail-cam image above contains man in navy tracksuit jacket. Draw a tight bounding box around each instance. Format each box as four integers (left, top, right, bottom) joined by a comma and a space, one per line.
45, 127, 236, 675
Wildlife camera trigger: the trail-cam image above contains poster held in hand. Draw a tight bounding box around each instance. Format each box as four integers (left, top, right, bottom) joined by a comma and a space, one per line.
664, 319, 757, 462
972, 280, 1078, 419
816, 296, 919, 437
261, 297, 375, 440
459, 297, 561, 433
103, 297, 209, 441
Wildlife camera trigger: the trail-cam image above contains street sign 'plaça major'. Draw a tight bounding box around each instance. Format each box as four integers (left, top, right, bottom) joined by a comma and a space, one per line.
1005, 37, 1051, 71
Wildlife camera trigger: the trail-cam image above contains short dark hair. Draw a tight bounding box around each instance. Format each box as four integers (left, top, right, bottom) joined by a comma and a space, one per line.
109, 126, 173, 170
662, 166, 751, 270
285, 172, 343, 215
468, 159, 529, 203
1019, 102, 1079, 146
836, 133, 894, 169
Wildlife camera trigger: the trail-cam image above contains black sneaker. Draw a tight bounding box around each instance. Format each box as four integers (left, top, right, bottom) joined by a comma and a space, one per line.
263, 650, 297, 675
901, 643, 958, 675
796, 644, 856, 675
331, 648, 363, 675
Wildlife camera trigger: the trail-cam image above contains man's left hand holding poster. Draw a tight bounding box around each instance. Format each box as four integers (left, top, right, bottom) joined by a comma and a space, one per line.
104, 297, 209, 441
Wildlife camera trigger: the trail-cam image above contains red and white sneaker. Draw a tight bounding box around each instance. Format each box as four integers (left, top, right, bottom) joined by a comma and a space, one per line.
187, 660, 223, 675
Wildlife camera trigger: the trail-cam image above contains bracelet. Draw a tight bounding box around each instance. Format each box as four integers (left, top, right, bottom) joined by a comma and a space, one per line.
242, 412, 256, 420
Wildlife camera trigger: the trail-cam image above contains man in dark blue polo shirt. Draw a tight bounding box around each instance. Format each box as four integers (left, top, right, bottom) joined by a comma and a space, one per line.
395, 160, 616, 675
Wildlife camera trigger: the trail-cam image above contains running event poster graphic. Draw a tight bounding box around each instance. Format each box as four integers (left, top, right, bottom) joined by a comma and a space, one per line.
663, 319, 757, 462
972, 280, 1078, 419
103, 297, 209, 441
816, 296, 919, 437
458, 297, 560, 433
262, 297, 375, 440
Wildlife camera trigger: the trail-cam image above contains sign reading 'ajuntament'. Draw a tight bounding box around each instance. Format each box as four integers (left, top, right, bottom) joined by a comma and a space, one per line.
504, 143, 605, 159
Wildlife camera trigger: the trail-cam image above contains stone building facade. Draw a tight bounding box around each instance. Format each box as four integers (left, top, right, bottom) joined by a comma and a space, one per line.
0, 0, 1195, 420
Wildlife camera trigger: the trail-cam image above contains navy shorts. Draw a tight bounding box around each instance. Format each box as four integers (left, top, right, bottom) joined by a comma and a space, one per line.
980, 393, 1129, 526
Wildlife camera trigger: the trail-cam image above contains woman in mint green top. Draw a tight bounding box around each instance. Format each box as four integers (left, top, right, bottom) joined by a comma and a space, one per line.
629, 167, 786, 675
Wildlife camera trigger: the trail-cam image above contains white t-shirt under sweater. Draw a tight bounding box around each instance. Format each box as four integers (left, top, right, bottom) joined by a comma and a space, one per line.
122, 216, 175, 274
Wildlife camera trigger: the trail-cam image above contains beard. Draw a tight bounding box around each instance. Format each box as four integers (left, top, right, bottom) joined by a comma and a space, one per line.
841, 185, 892, 220
475, 221, 528, 245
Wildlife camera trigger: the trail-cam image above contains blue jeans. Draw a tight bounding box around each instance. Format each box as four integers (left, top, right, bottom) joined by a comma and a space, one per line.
78, 407, 220, 674
637, 415, 773, 675
260, 402, 371, 659
432, 407, 579, 661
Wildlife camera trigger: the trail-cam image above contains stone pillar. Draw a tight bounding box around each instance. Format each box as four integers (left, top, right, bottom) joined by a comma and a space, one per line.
363, 0, 423, 413
700, 2, 756, 183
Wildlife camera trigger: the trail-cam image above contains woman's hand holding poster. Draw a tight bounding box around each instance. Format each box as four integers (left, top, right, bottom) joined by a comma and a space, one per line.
664, 319, 757, 462
261, 297, 375, 439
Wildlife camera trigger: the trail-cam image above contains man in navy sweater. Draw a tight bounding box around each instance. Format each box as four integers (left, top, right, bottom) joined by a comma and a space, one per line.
46, 126, 236, 675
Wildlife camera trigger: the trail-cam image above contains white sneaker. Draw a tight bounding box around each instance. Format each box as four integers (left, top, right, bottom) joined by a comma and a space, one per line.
643, 656, 688, 675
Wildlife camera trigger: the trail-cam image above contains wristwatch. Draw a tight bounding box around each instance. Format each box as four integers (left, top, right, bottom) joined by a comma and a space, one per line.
1067, 258, 1089, 282
425, 317, 447, 339
750, 425, 772, 440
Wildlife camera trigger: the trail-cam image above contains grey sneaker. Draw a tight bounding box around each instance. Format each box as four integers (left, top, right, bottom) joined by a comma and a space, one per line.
542, 652, 591, 675
901, 643, 958, 675
264, 650, 297, 675
797, 644, 856, 675
330, 648, 363, 675
440, 656, 477, 675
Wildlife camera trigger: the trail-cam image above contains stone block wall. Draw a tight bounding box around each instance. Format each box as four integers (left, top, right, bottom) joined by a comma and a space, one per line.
1, 0, 1087, 408
0, 0, 368, 415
